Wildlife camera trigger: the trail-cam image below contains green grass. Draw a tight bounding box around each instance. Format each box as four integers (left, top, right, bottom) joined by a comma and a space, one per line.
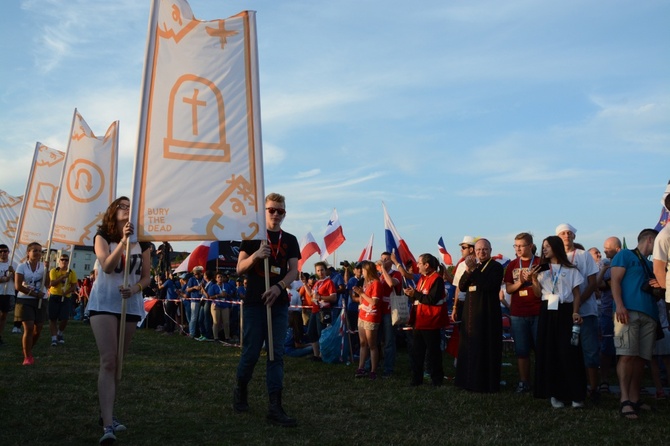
1, 321, 668, 445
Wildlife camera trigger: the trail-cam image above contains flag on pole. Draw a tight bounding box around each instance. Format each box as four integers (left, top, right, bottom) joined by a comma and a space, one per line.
51, 110, 119, 246
0, 190, 26, 261
437, 236, 453, 265
382, 202, 417, 272
321, 209, 345, 260
16, 143, 66, 247
654, 180, 670, 231
357, 233, 374, 262
131, 1, 265, 242
298, 232, 321, 271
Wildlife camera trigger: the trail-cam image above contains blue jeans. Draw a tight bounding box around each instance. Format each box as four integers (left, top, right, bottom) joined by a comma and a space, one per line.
580, 315, 600, 368
189, 300, 201, 337
236, 304, 288, 394
201, 302, 213, 339
380, 313, 396, 374
510, 315, 539, 358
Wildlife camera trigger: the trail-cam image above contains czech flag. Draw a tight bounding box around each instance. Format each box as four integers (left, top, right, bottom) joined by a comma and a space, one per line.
437, 237, 453, 266
382, 202, 417, 273
654, 180, 670, 231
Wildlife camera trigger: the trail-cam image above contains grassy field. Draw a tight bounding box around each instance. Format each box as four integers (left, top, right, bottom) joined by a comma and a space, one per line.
0, 320, 668, 445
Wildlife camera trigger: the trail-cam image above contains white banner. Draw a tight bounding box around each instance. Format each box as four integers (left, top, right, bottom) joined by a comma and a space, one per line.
52, 110, 119, 246
0, 190, 26, 261
17, 143, 66, 246
131, 1, 265, 242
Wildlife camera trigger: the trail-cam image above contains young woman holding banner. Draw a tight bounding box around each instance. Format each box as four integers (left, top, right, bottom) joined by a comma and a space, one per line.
87, 197, 151, 444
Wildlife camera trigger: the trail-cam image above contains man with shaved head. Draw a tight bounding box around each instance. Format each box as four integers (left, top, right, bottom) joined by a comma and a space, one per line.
596, 236, 622, 392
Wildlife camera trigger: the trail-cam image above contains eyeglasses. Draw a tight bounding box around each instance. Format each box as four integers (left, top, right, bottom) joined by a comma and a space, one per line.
117, 203, 130, 210
266, 207, 286, 215
513, 244, 528, 249
0, 249, 8, 253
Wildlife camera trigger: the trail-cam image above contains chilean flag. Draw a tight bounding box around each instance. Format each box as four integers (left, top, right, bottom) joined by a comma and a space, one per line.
357, 233, 374, 262
321, 208, 345, 260
437, 237, 453, 266
383, 202, 417, 273
298, 232, 321, 271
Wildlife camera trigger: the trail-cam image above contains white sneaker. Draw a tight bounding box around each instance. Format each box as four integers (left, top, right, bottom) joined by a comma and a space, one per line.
550, 397, 565, 408
12, 327, 22, 334
572, 401, 584, 408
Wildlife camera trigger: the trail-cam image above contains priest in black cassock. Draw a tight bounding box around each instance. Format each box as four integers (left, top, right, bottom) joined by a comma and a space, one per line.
455, 238, 505, 393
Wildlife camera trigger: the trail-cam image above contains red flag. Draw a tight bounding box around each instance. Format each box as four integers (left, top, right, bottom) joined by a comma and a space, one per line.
298, 232, 321, 271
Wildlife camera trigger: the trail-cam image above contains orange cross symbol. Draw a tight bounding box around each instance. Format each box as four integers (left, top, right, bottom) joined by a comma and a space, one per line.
205, 20, 238, 49
182, 89, 206, 136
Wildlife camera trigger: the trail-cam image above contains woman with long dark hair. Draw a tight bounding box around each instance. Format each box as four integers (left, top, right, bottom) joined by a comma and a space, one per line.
87, 197, 151, 444
531, 235, 586, 408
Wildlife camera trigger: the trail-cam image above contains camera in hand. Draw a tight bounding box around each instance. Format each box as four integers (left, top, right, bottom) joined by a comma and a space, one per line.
340, 261, 350, 266
641, 282, 666, 301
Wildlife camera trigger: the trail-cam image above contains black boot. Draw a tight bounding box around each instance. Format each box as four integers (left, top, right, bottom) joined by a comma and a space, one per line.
267, 391, 297, 427
233, 380, 249, 412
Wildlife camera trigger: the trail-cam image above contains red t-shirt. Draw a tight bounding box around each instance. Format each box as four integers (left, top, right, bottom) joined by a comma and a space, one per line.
358, 280, 384, 323
311, 277, 337, 314
504, 257, 542, 317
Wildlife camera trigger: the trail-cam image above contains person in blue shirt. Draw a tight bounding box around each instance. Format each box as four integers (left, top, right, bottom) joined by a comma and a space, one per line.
158, 273, 179, 334
186, 267, 205, 339
611, 228, 660, 419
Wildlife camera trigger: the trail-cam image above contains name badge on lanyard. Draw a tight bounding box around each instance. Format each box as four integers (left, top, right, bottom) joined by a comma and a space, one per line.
271, 266, 281, 275
469, 285, 477, 292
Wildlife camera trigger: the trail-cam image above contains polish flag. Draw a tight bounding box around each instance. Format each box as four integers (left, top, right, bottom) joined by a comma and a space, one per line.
321, 209, 345, 260
382, 202, 417, 273
298, 232, 321, 271
357, 233, 374, 262
437, 237, 453, 266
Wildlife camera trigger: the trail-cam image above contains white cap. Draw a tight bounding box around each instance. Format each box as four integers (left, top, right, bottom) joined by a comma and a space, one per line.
460, 236, 476, 246
555, 223, 577, 235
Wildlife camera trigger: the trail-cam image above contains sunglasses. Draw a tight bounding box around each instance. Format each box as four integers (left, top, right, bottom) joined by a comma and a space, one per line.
266, 207, 286, 215
60, 258, 69, 262
117, 203, 130, 210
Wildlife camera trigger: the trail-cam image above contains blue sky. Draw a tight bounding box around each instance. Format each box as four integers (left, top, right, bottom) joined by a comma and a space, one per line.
1, 0, 668, 272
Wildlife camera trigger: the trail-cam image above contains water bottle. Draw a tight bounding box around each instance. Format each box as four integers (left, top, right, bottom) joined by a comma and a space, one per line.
570, 324, 580, 346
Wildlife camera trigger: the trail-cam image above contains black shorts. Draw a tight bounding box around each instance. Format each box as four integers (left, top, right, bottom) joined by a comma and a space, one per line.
89, 310, 142, 323
0, 294, 12, 313
48, 295, 73, 321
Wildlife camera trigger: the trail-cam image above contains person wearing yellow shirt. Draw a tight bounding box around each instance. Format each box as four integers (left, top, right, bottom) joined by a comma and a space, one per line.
48, 254, 78, 346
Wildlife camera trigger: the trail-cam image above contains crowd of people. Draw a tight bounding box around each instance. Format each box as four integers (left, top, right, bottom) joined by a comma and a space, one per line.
1, 192, 669, 442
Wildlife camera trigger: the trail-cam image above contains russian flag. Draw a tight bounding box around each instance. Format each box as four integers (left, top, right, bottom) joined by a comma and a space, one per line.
298, 232, 321, 271
383, 202, 417, 273
437, 237, 453, 266
357, 233, 374, 262
321, 208, 345, 260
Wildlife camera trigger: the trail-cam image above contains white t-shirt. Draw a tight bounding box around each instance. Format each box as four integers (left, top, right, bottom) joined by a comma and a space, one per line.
568, 249, 599, 317
0, 260, 17, 295
653, 225, 670, 304
15, 261, 46, 298
536, 264, 584, 304
87, 237, 147, 317
453, 261, 468, 302
287, 280, 303, 312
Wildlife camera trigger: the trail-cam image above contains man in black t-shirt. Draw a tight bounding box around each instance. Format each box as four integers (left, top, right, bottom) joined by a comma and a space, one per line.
233, 193, 300, 427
